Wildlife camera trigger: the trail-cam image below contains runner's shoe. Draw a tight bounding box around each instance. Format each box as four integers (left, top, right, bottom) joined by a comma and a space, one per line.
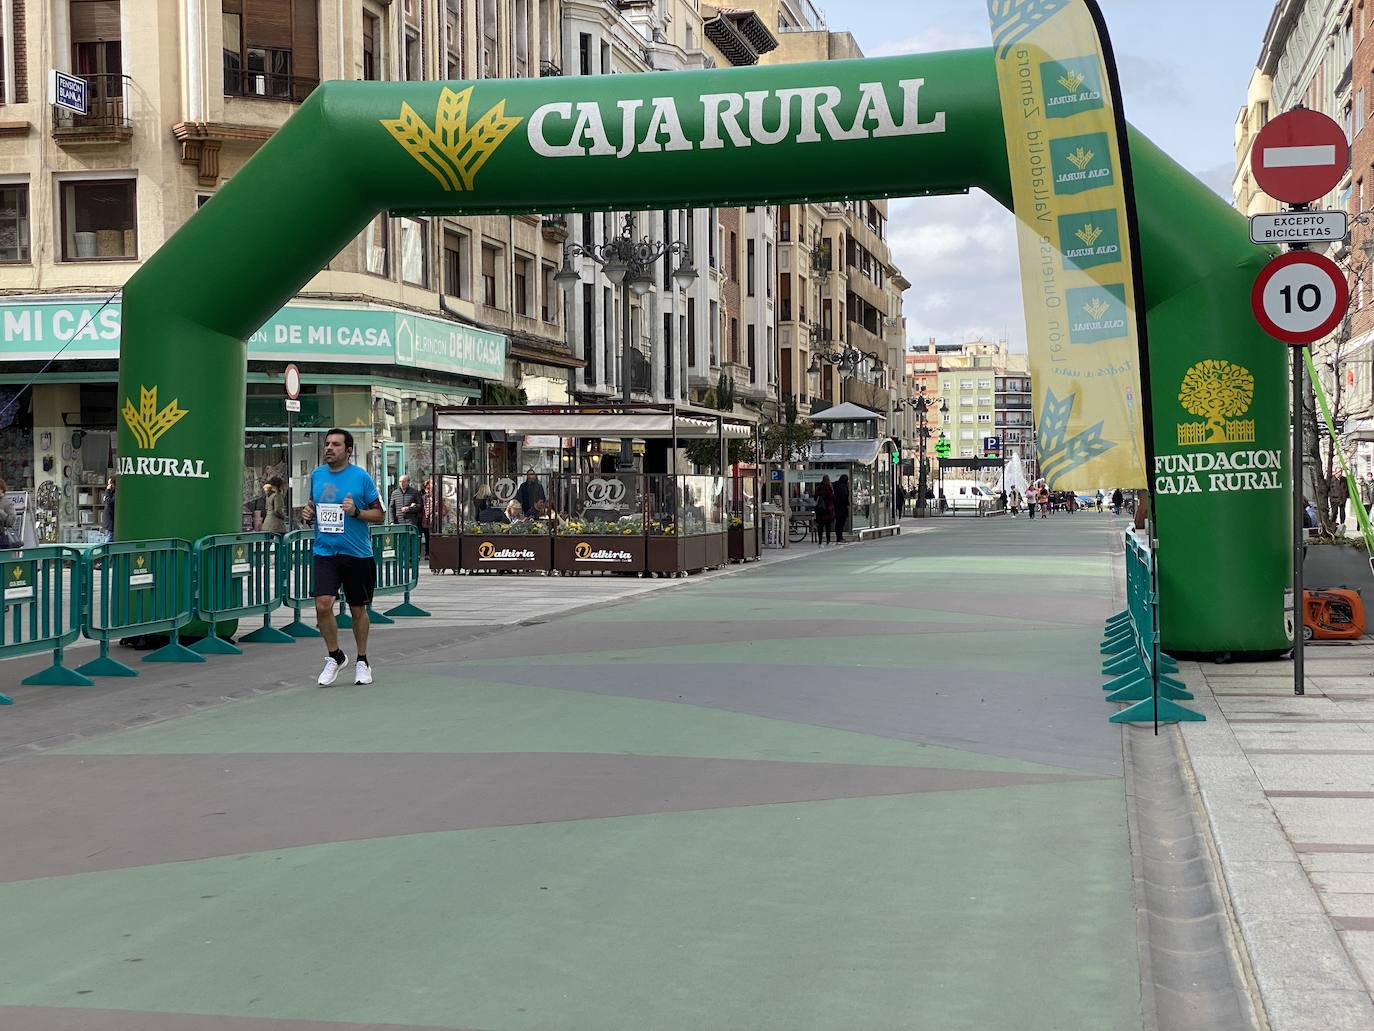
354, 660, 373, 686
318, 655, 343, 687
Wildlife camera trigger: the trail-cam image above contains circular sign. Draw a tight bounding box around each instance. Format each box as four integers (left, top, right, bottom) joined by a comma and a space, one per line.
284, 363, 301, 400
1251, 109, 1350, 205
1251, 251, 1349, 345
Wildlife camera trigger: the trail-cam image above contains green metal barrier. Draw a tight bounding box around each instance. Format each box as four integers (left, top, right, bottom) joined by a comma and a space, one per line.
371, 524, 430, 619
78, 538, 203, 676
190, 532, 294, 655
280, 530, 322, 638
1, 545, 90, 692
1105, 530, 1201, 725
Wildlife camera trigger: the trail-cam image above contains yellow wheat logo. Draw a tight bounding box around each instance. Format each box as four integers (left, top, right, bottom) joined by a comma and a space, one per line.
1075, 223, 1103, 247
1083, 297, 1112, 321
10, 566, 21, 581
1067, 146, 1095, 170
121, 385, 187, 451
381, 86, 522, 192
1058, 70, 1087, 93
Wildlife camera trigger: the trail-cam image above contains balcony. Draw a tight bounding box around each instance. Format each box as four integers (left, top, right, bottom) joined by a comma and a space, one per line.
52, 74, 133, 145
539, 59, 562, 77
541, 215, 569, 243
224, 69, 318, 104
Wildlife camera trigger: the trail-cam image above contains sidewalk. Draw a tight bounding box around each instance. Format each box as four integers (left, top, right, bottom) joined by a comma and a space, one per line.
1175, 642, 1374, 1029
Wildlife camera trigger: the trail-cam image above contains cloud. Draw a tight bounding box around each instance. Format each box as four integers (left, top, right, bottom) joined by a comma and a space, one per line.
886, 192, 1028, 353
1193, 161, 1235, 203
1116, 52, 1188, 108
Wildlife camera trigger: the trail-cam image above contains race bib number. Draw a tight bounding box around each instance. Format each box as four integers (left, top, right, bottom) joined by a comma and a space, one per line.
318, 504, 345, 534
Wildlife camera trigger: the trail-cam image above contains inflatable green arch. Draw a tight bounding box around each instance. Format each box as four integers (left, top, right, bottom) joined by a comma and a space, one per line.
115, 48, 1287, 654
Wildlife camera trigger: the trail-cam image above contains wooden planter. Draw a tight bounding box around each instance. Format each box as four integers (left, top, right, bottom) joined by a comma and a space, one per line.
704, 531, 728, 569
429, 535, 462, 574
460, 533, 551, 574
554, 534, 646, 574
647, 535, 686, 575
728, 525, 760, 563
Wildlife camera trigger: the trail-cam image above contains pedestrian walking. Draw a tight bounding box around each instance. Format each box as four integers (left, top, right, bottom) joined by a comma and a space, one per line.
814, 475, 836, 544
833, 474, 851, 542
101, 476, 117, 537
0, 477, 16, 547
420, 477, 434, 556
1026, 486, 1037, 520
261, 476, 287, 534
1039, 485, 1050, 518
895, 482, 907, 519
1095, 489, 1104, 513
516, 469, 547, 517
298, 428, 384, 687
1330, 475, 1349, 529
1111, 487, 1123, 516
1009, 486, 1021, 518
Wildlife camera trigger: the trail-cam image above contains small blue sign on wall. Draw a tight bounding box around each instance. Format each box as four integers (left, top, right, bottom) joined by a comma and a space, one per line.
50, 70, 88, 115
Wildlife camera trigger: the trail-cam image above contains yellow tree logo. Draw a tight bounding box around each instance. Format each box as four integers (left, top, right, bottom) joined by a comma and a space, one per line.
381, 86, 522, 192
1067, 146, 1095, 170
121, 385, 188, 450
1177, 360, 1256, 446
1082, 297, 1111, 321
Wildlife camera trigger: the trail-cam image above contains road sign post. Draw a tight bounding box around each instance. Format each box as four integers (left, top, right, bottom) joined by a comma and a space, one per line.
284, 364, 301, 522
1249, 107, 1353, 697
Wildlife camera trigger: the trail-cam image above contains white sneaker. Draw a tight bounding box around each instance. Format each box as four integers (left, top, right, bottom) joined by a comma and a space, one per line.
318, 655, 343, 687
354, 660, 373, 686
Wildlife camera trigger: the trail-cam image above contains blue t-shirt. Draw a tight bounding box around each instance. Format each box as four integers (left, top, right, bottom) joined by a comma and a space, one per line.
310, 464, 380, 558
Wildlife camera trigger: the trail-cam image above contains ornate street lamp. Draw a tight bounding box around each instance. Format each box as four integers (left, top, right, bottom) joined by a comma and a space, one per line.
555, 213, 697, 469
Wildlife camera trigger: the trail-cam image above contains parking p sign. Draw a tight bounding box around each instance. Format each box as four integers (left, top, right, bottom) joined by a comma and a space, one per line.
983, 435, 1002, 454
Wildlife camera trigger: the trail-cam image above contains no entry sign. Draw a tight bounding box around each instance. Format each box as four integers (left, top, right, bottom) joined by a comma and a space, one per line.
1251, 251, 1349, 344
1251, 109, 1350, 205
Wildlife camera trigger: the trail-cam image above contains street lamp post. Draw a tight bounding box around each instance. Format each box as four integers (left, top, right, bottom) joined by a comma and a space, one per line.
554, 213, 698, 471
893, 387, 947, 517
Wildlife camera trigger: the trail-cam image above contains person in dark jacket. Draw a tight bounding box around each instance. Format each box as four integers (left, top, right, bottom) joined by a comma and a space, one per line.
833, 474, 851, 542
389, 475, 423, 528
101, 476, 116, 536
814, 476, 836, 544
515, 469, 546, 517
1110, 487, 1124, 516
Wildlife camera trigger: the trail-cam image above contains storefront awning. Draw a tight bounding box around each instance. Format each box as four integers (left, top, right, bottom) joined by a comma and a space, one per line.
434, 405, 753, 439
806, 439, 884, 464
809, 402, 885, 423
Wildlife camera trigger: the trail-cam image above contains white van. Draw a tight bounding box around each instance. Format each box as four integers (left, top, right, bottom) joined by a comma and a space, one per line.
941, 480, 999, 513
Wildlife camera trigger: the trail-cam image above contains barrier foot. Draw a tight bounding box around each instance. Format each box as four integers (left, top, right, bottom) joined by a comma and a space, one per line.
1105, 610, 1129, 627
76, 653, 138, 678
1100, 633, 1134, 656
23, 661, 94, 687
1103, 653, 1141, 676
366, 607, 395, 625
1158, 654, 1180, 673
1110, 696, 1205, 725
336, 610, 353, 629
1159, 675, 1194, 699
189, 634, 242, 656
384, 599, 431, 618
240, 618, 295, 645
1104, 671, 1147, 693
1107, 678, 1194, 704
145, 635, 208, 663
0, 692, 11, 704
282, 613, 321, 638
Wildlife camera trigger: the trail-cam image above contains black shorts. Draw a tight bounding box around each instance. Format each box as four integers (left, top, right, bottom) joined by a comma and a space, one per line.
312, 554, 376, 607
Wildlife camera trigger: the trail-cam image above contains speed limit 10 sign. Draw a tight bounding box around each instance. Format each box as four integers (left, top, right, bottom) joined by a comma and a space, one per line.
1251, 251, 1349, 345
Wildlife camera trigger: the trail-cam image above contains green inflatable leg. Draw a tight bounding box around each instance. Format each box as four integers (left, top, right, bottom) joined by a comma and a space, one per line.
240, 613, 294, 644
1110, 697, 1205, 724
77, 641, 138, 678
146, 632, 208, 664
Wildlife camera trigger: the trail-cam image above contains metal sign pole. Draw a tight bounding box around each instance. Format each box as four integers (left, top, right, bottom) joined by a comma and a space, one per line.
1293, 345, 1305, 696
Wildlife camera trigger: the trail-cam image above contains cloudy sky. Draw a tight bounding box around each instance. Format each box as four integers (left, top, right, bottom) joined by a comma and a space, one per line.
832, 0, 1265, 352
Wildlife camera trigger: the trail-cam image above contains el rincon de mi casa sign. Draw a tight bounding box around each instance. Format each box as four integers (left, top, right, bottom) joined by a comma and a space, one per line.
113, 25, 1289, 656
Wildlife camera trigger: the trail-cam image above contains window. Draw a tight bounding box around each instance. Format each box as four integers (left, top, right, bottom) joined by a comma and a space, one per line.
480, 0, 498, 77
730, 317, 739, 363
0, 184, 30, 263
747, 238, 755, 295
481, 243, 499, 306
977, 413, 992, 423
514, 255, 531, 316
542, 262, 558, 322
445, 1, 462, 77
582, 283, 596, 382
443, 229, 467, 298
747, 324, 756, 372
513, 0, 530, 77
364, 214, 389, 276
1358, 88, 1366, 127
579, 33, 592, 76
687, 297, 696, 366
222, 1, 320, 101
600, 40, 610, 75
404, 29, 422, 81
363, 10, 381, 80
400, 217, 428, 286
978, 379, 992, 388
60, 177, 136, 261
766, 242, 773, 297
960, 413, 974, 424
729, 231, 738, 279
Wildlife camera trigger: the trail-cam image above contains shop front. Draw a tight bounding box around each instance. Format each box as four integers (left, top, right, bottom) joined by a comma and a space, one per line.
0, 296, 508, 542
802, 403, 898, 532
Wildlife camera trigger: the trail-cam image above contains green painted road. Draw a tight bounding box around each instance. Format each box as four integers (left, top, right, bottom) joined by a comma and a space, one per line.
0, 515, 1143, 1031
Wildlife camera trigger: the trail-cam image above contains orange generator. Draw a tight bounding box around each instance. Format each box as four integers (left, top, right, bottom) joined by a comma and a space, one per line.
1303, 588, 1366, 641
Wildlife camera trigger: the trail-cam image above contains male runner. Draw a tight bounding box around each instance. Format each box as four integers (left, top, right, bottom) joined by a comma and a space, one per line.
299, 428, 384, 686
